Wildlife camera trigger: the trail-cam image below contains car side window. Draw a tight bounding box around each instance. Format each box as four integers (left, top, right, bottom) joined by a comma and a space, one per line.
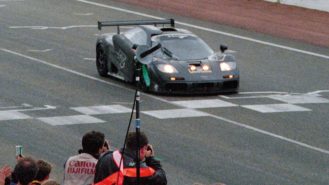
124, 27, 147, 45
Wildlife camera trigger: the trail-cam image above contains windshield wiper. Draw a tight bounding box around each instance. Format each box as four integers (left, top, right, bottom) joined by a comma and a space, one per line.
161, 47, 179, 60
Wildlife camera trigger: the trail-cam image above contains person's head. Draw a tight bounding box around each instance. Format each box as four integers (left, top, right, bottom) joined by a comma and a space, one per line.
14, 157, 38, 185
82, 130, 105, 158
126, 132, 149, 160
34, 160, 51, 182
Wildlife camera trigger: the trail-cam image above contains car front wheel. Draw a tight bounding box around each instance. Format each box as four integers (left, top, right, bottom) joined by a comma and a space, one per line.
96, 45, 108, 77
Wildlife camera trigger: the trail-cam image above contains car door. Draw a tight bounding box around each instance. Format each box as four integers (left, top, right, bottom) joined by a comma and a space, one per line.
112, 34, 135, 82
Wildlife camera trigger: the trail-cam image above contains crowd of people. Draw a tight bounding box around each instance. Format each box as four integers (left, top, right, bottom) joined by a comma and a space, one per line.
0, 157, 58, 185
0, 131, 167, 185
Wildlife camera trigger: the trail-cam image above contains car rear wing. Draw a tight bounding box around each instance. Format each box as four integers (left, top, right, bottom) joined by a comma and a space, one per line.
97, 19, 175, 33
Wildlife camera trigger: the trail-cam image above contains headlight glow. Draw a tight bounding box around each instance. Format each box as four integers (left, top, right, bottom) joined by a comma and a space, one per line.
189, 65, 197, 71
220, 62, 236, 71
202, 64, 210, 71
156, 64, 178, 73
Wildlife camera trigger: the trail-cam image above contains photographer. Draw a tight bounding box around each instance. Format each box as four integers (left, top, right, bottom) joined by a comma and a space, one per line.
63, 131, 105, 185
94, 132, 167, 185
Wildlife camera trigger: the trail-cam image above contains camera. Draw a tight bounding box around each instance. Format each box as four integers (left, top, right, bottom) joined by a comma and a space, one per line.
15, 145, 23, 157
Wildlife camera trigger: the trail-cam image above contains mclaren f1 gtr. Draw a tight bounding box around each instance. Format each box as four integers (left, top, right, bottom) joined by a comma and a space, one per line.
96, 19, 239, 94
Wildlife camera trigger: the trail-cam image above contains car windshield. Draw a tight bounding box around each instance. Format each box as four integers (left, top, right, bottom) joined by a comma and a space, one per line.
153, 34, 214, 60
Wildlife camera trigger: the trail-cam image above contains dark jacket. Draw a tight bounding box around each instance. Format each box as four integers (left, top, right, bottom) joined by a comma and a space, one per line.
94, 148, 167, 185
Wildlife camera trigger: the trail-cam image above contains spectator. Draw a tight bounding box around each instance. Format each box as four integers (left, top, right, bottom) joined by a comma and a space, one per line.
40, 179, 59, 185
31, 160, 52, 185
0, 165, 11, 185
94, 131, 167, 185
11, 152, 25, 185
63, 131, 105, 185
14, 157, 38, 185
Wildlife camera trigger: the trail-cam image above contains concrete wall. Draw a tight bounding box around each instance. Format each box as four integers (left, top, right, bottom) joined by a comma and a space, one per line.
265, 0, 329, 12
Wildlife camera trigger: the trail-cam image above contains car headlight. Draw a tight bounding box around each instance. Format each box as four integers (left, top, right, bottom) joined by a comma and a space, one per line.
156, 64, 178, 73
220, 62, 236, 71
202, 64, 210, 71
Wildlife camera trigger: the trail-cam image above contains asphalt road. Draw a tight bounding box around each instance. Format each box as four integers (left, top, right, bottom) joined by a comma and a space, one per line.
0, 0, 329, 184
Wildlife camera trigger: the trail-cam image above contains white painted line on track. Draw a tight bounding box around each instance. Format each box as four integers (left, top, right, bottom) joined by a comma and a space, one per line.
220, 91, 288, 99
77, 0, 329, 60
71, 105, 131, 115
209, 114, 329, 155
9, 26, 49, 30
10, 25, 97, 30
0, 103, 31, 109
0, 0, 23, 1
0, 111, 31, 121
7, 105, 56, 112
0, 4, 6, 7
0, 48, 128, 90
172, 99, 237, 109
307, 90, 329, 95
38, 115, 105, 125
237, 91, 288, 94
221, 95, 272, 99
73, 12, 94, 16
220, 90, 329, 100
28, 49, 52, 53
242, 104, 311, 113
2, 47, 329, 155
143, 109, 209, 119
269, 94, 329, 104
83, 58, 95, 61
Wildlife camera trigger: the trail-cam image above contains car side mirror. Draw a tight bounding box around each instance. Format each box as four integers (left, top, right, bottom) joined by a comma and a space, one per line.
220, 45, 228, 53
135, 43, 161, 64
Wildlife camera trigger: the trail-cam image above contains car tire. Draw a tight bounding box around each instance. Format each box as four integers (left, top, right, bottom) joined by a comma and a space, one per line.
96, 45, 108, 77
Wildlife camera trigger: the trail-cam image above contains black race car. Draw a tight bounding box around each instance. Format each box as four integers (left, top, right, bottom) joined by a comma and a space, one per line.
96, 19, 239, 94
